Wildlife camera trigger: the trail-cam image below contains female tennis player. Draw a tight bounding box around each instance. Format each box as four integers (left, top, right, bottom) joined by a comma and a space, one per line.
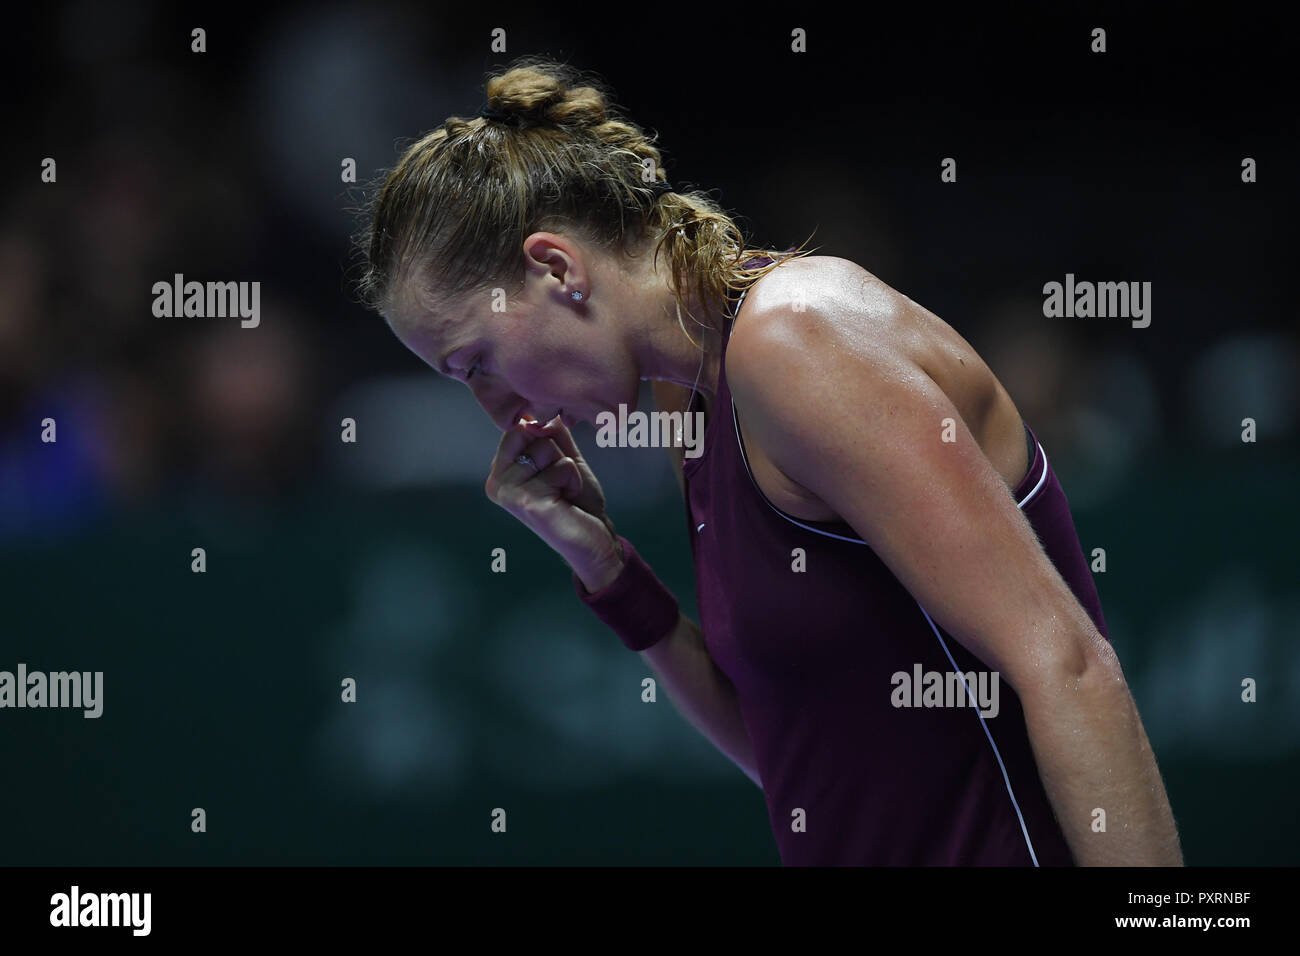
357, 57, 1182, 866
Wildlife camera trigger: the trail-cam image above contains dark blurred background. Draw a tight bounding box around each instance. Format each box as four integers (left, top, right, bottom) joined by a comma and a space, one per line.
0, 2, 1295, 864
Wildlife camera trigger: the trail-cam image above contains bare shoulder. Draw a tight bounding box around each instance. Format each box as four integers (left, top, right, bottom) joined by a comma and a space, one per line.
732, 253, 1002, 400
728, 253, 1029, 501
727, 255, 915, 388
743, 255, 899, 308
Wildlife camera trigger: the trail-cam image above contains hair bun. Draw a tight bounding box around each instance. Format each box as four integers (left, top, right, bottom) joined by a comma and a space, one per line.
483, 59, 612, 130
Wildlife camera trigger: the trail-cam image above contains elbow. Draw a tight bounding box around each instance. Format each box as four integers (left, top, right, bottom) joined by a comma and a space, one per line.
1065, 628, 1123, 683
1017, 628, 1126, 710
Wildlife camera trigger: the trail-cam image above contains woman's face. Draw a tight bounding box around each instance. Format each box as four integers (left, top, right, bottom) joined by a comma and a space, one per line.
383, 237, 644, 431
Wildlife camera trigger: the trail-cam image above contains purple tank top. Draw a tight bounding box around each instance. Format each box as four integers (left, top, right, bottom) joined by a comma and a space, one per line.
681, 255, 1111, 865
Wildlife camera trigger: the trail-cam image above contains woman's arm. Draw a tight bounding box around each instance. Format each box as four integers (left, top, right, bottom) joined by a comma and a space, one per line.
577, 380, 760, 789
486, 398, 761, 789
640, 610, 763, 788
725, 282, 1181, 865
576, 554, 760, 787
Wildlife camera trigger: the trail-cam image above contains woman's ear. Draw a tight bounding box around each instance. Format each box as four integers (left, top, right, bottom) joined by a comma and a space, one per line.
522, 232, 588, 303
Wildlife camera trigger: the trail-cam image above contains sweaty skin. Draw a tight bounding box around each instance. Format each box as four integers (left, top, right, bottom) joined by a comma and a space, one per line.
655, 256, 1028, 506
659, 255, 1182, 866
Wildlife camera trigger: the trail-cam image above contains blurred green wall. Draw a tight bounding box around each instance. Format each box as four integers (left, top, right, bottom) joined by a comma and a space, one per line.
1, 441, 1295, 864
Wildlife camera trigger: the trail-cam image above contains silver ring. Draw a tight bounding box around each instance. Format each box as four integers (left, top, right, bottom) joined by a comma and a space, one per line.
515, 453, 539, 473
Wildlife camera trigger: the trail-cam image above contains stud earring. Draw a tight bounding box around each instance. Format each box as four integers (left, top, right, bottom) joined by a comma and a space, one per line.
571, 290, 585, 301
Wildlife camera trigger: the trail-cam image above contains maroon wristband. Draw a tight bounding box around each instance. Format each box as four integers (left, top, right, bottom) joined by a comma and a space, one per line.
572, 535, 680, 651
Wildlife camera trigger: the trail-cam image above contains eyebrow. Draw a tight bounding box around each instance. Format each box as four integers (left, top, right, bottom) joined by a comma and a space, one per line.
435, 343, 468, 378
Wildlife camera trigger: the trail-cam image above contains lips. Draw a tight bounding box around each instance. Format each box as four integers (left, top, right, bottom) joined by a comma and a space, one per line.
519, 407, 580, 429
543, 408, 579, 428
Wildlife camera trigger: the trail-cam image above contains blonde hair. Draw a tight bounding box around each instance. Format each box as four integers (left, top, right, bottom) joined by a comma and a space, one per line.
354, 56, 815, 343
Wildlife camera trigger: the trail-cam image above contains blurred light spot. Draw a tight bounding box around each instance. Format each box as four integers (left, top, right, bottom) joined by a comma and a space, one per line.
1187, 334, 1298, 445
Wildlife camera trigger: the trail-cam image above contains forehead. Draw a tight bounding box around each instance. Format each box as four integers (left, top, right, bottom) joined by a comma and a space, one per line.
383, 275, 476, 364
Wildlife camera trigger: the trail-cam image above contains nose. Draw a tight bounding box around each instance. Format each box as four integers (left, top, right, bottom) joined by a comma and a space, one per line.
490, 405, 525, 432
469, 379, 525, 432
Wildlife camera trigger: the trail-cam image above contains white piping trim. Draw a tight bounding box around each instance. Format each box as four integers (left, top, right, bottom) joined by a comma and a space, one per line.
1017, 443, 1049, 509
726, 360, 1048, 865
915, 604, 1040, 866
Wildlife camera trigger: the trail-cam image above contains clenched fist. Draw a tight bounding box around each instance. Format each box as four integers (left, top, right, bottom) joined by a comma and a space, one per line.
485, 415, 625, 592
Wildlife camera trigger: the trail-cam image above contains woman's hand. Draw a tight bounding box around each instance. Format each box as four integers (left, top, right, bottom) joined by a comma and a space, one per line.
484, 415, 625, 591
